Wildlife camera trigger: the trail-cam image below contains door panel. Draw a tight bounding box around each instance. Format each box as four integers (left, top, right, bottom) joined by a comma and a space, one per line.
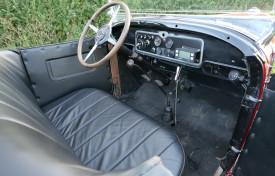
20, 37, 112, 106
235, 88, 275, 176
46, 53, 93, 80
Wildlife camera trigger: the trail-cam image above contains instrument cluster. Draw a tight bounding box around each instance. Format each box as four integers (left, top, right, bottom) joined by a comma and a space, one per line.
135, 31, 204, 68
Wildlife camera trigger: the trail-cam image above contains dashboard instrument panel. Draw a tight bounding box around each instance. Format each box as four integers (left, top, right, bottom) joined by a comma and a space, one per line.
135, 31, 204, 68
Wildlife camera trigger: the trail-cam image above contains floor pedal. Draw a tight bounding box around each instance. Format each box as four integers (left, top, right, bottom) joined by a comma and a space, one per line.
187, 148, 205, 171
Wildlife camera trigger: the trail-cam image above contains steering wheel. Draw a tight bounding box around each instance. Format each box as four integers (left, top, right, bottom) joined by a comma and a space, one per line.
77, 1, 130, 68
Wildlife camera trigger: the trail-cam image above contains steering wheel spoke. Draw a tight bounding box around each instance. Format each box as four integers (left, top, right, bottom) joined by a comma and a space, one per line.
78, 1, 130, 68
108, 5, 120, 26
107, 37, 117, 46
84, 42, 98, 62
89, 24, 99, 33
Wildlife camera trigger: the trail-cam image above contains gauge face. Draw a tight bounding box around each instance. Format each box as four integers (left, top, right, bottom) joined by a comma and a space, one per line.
228, 70, 239, 81
154, 37, 162, 47
165, 38, 173, 49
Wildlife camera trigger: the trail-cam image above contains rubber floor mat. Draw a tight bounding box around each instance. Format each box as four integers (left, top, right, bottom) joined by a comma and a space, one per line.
122, 82, 241, 176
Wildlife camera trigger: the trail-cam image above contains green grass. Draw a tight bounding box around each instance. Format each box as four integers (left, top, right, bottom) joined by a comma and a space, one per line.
0, 0, 108, 49
121, 0, 274, 11
0, 0, 274, 49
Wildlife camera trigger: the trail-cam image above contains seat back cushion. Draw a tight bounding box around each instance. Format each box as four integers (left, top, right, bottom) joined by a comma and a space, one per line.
0, 51, 100, 176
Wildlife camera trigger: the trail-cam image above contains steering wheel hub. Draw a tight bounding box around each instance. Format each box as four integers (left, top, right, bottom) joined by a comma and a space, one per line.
95, 25, 110, 44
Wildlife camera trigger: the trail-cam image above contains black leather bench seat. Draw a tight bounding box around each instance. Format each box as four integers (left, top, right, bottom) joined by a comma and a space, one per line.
0, 50, 185, 176
42, 88, 184, 175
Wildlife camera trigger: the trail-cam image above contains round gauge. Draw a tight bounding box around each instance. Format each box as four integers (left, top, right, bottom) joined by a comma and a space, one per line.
228, 70, 239, 81
165, 38, 173, 49
154, 37, 162, 46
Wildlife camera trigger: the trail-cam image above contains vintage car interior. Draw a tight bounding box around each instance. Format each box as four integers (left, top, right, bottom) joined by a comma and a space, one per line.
0, 1, 275, 176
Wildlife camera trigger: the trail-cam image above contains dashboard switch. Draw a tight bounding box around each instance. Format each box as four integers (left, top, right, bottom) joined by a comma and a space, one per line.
145, 40, 150, 45
151, 47, 156, 53
165, 49, 175, 58
136, 39, 145, 50
169, 50, 175, 58
156, 47, 162, 55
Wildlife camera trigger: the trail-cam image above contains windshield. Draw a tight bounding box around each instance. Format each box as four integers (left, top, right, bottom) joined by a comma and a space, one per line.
117, 0, 274, 13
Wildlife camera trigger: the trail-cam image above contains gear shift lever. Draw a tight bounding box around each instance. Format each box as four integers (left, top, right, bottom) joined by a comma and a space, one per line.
175, 66, 181, 81
174, 66, 182, 125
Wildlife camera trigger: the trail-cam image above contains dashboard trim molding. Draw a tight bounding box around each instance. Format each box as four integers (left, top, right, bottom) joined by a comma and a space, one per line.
204, 60, 248, 71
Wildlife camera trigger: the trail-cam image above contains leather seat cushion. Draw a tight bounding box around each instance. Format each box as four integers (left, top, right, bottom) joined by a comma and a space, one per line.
42, 88, 185, 176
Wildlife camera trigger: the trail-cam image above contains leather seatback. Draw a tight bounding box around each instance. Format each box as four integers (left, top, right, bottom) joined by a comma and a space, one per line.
0, 51, 176, 176
0, 51, 97, 175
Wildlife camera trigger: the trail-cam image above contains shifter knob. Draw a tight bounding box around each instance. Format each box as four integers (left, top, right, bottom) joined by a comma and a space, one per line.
126, 59, 135, 68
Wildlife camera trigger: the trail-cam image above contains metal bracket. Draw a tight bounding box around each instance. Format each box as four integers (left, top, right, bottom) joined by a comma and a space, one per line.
245, 95, 262, 103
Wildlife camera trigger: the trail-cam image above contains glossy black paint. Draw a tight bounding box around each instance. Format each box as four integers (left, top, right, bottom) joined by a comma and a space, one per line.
235, 88, 275, 176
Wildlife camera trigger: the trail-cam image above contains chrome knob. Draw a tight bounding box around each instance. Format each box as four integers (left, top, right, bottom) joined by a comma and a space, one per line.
126, 59, 135, 68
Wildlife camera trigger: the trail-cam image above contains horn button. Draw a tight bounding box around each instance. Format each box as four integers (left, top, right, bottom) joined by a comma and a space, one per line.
95, 25, 110, 45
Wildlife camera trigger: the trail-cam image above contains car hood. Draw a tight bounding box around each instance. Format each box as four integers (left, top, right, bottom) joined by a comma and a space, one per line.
118, 13, 275, 43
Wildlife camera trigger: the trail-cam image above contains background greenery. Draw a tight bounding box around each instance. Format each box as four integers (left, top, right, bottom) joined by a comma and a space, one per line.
123, 0, 274, 11
0, 0, 274, 49
0, 0, 108, 49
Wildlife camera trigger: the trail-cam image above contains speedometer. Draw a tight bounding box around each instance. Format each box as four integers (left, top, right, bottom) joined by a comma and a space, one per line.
165, 38, 173, 49
154, 37, 162, 46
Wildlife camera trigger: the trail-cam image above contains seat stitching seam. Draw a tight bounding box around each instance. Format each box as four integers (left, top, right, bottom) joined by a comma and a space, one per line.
62, 101, 120, 138
51, 90, 100, 124
57, 95, 110, 130
83, 117, 146, 165
45, 89, 87, 115
69, 108, 133, 145
106, 126, 162, 172
158, 140, 177, 156
52, 90, 100, 123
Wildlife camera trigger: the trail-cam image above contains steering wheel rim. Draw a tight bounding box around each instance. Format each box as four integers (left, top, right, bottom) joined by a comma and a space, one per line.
77, 1, 131, 68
